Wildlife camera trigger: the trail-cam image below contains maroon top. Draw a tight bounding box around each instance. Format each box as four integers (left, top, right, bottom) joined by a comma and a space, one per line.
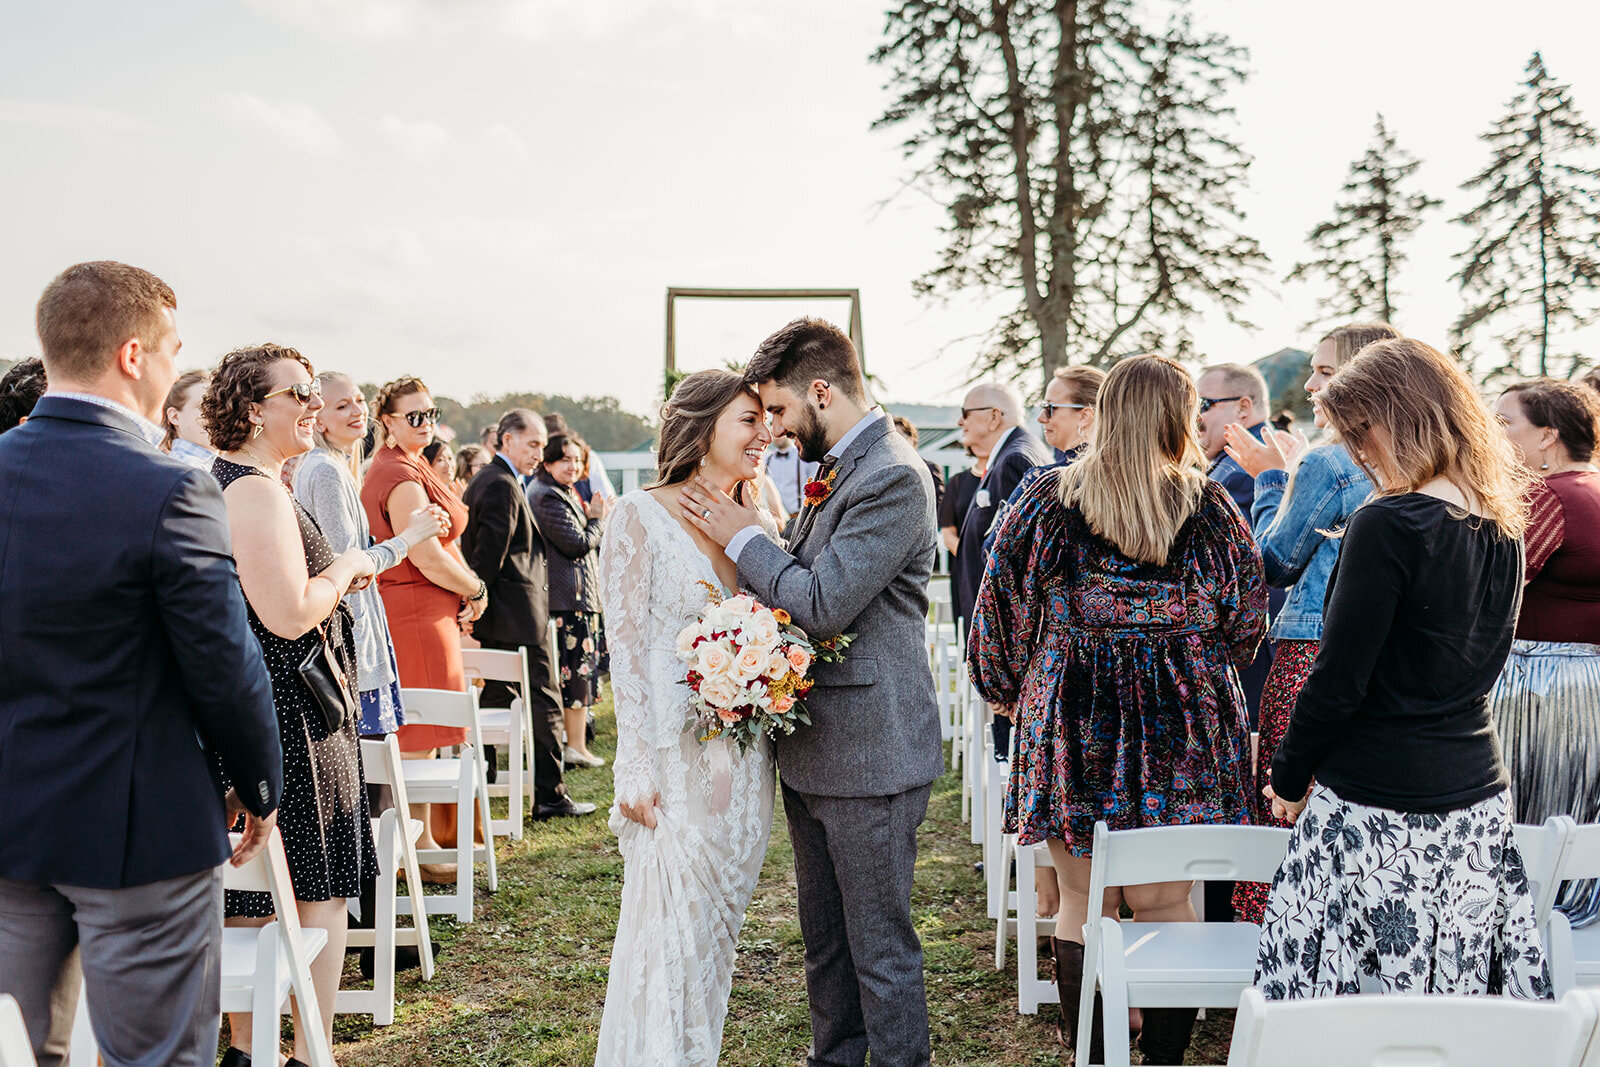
1518, 470, 1600, 643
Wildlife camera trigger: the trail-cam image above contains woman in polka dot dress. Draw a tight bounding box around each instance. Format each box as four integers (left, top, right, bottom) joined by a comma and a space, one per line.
203, 344, 379, 1067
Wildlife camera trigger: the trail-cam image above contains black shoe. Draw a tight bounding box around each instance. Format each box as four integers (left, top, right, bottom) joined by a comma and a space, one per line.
219, 1049, 251, 1067
534, 798, 597, 820
1136, 1007, 1199, 1065
359, 941, 442, 980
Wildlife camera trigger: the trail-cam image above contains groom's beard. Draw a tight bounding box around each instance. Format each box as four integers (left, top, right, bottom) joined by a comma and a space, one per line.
791, 405, 831, 464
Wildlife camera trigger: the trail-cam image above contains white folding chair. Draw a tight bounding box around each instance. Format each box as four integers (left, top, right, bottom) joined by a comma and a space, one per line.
1516, 816, 1577, 929
220, 828, 334, 1067
0, 995, 34, 1067
1228, 985, 1597, 1067
337, 736, 435, 1024
460, 646, 533, 841
1078, 820, 1292, 1067
1549, 822, 1600, 996
398, 687, 499, 922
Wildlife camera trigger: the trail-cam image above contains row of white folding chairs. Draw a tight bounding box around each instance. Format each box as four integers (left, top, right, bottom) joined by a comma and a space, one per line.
459, 619, 562, 844
1527, 816, 1600, 996
924, 584, 966, 774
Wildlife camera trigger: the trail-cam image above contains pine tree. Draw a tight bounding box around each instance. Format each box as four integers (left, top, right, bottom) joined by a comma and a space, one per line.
1286, 114, 1440, 325
872, 0, 1266, 391
1453, 52, 1600, 379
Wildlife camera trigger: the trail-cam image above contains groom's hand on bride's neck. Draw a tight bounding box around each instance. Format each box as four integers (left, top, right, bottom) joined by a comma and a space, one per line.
680, 477, 758, 548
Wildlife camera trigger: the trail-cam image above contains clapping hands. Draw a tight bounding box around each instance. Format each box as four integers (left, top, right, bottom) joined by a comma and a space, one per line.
1222, 423, 1310, 478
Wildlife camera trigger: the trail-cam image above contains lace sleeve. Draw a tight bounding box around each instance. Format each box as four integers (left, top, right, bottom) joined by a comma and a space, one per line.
600, 495, 657, 806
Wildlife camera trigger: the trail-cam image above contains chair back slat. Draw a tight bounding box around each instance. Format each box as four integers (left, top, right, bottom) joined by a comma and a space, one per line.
1514, 816, 1576, 926
0, 995, 35, 1067
1228, 986, 1597, 1067
1087, 822, 1292, 905
398, 687, 476, 730
459, 647, 529, 689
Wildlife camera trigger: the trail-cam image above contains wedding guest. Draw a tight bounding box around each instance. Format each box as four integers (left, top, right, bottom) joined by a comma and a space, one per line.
0, 357, 46, 433
530, 432, 610, 768
0, 261, 279, 1067
1220, 322, 1395, 923
454, 442, 488, 486
295, 372, 447, 739
1489, 377, 1600, 927
1582, 367, 1600, 397
970, 355, 1265, 1064
362, 376, 484, 867
478, 423, 498, 459
423, 438, 454, 484
160, 368, 214, 469
1038, 365, 1105, 464
1256, 338, 1550, 1000
938, 450, 981, 613
461, 410, 592, 820
953, 382, 1051, 629
202, 344, 378, 1067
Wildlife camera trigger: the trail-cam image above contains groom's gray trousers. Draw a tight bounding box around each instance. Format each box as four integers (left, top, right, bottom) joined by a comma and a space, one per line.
783, 781, 933, 1067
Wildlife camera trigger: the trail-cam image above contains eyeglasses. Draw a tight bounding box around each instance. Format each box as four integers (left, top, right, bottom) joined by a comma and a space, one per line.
261, 380, 322, 406
1197, 396, 1243, 414
397, 408, 441, 428
1040, 402, 1089, 418
960, 405, 998, 420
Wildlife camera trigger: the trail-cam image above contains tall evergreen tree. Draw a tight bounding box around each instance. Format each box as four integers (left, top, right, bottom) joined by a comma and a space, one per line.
1286, 114, 1440, 325
872, 0, 1266, 391
1453, 52, 1600, 378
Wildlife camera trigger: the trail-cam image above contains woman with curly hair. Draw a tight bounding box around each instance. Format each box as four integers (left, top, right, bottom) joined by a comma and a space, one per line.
360, 376, 484, 866
203, 344, 378, 1067
1255, 338, 1551, 1001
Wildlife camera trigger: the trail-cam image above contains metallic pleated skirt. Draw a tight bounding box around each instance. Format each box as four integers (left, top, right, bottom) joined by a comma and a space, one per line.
1489, 639, 1600, 928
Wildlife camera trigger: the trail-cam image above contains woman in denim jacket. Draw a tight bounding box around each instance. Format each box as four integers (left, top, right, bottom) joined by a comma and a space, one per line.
1222, 322, 1395, 923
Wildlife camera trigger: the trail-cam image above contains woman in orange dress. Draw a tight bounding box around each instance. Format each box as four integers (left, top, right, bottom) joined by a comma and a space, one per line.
361, 376, 487, 874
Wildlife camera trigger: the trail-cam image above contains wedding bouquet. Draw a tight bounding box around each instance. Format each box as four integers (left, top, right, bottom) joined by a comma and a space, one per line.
677, 583, 853, 753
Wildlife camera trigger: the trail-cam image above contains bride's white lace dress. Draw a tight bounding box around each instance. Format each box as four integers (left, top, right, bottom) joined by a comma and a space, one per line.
594, 491, 776, 1066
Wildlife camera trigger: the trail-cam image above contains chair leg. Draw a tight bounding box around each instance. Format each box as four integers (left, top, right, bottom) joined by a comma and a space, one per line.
373, 830, 398, 1026
455, 785, 474, 922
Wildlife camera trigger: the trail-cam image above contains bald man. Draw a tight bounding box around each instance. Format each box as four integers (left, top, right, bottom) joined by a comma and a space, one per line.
952, 383, 1051, 629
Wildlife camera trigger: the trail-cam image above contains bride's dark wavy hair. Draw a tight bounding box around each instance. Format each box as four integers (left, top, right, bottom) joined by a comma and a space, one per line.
647, 369, 760, 503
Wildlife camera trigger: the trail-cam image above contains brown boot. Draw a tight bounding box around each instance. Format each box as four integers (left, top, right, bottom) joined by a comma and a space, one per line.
1051, 937, 1104, 1063
1136, 1007, 1198, 1065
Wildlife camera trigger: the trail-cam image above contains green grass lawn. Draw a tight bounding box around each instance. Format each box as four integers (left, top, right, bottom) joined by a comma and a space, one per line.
319, 698, 1235, 1065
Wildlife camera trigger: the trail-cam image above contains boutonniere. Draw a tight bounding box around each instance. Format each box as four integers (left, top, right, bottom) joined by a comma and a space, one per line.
803, 468, 838, 507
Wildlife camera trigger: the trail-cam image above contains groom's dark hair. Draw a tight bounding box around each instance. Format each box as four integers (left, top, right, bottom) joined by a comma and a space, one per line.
745, 318, 866, 402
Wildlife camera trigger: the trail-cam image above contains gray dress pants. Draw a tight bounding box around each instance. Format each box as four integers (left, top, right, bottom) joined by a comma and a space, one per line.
783, 781, 933, 1067
0, 866, 224, 1067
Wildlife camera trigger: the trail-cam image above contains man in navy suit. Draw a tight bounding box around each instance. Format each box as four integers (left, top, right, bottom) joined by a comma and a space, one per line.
0, 262, 282, 1066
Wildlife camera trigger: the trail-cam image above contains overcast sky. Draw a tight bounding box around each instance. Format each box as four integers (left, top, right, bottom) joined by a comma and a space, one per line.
3, 0, 1598, 415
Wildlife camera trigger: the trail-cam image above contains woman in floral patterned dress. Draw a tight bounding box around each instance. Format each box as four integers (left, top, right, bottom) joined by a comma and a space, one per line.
969, 354, 1266, 1065
1256, 338, 1550, 1001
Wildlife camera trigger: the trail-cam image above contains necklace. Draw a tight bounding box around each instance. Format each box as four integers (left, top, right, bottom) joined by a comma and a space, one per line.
232, 446, 294, 495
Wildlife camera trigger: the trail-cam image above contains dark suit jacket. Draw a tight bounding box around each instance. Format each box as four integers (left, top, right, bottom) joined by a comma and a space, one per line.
0, 397, 281, 889
461, 455, 549, 649
527, 473, 603, 613
955, 426, 1052, 623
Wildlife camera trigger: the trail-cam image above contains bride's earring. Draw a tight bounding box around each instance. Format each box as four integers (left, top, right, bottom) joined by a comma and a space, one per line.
700, 456, 708, 468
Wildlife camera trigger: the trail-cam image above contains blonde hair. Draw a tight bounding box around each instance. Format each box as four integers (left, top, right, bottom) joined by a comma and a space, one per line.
1318, 338, 1529, 537
1320, 322, 1400, 368
1057, 355, 1208, 564
312, 371, 364, 482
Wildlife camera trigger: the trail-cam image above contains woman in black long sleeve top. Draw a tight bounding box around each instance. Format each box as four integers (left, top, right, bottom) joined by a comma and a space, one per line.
1255, 338, 1552, 1001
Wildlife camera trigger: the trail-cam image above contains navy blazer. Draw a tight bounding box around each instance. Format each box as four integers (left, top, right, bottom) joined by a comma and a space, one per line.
0, 397, 281, 889
462, 456, 550, 649
954, 426, 1053, 624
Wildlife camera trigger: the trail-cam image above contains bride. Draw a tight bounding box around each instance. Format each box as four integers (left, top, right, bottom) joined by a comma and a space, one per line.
595, 370, 779, 1065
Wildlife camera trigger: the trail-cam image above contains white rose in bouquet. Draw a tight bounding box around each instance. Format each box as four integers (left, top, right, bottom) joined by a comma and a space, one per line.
732, 645, 768, 683
700, 673, 740, 710
696, 642, 733, 679
742, 610, 780, 647
675, 622, 702, 658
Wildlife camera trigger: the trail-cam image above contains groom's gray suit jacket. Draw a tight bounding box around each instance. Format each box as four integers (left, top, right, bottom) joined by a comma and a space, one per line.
738, 415, 945, 798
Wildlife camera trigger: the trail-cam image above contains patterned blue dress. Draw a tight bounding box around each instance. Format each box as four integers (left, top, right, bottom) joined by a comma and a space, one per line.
968, 471, 1266, 852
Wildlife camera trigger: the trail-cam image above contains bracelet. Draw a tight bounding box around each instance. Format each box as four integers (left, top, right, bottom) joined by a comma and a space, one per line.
468, 580, 488, 603
309, 574, 341, 596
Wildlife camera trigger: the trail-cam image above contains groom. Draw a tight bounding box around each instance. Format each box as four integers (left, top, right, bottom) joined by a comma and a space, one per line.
682, 318, 944, 1067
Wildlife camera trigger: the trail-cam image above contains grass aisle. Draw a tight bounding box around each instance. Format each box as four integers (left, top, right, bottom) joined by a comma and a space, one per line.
329, 698, 1233, 1065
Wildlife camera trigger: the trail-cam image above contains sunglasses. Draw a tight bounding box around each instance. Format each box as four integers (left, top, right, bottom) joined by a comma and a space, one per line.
261, 380, 322, 406
960, 405, 998, 420
1040, 402, 1089, 418
397, 408, 441, 428
1197, 396, 1243, 414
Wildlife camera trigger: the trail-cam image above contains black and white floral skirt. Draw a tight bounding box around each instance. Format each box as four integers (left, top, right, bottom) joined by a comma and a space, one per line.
1255, 785, 1551, 1000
